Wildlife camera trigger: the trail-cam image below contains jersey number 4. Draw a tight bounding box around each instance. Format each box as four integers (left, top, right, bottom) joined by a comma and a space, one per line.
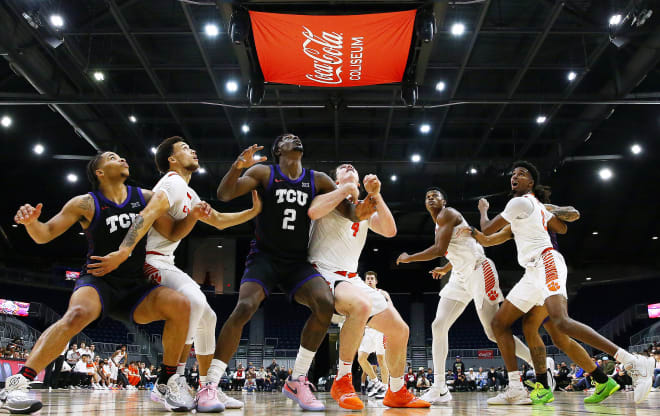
282, 208, 296, 230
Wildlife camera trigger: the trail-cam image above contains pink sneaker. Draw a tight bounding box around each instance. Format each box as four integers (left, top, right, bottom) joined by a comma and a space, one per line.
195, 384, 225, 413
282, 375, 325, 411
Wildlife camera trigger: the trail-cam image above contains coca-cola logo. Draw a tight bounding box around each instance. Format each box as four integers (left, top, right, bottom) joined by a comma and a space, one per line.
302, 26, 343, 85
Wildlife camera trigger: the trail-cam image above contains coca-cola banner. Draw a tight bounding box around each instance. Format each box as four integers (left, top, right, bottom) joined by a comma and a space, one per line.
478, 350, 494, 359
249, 10, 416, 87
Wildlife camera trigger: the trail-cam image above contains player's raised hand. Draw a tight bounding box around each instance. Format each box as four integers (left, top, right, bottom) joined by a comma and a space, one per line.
250, 190, 262, 214
191, 201, 212, 220
363, 174, 381, 194
14, 203, 43, 225
478, 198, 489, 213
340, 182, 359, 203
235, 144, 267, 169
396, 252, 410, 265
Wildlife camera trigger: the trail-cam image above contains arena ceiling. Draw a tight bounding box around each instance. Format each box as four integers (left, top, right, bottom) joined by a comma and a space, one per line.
1, 0, 659, 292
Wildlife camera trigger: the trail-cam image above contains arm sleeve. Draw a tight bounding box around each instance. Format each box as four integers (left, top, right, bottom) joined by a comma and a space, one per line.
153, 175, 187, 208
501, 197, 535, 222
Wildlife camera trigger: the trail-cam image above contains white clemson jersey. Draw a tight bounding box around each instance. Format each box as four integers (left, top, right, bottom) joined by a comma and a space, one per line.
438, 215, 486, 276
146, 172, 201, 258
501, 194, 555, 267
308, 209, 371, 272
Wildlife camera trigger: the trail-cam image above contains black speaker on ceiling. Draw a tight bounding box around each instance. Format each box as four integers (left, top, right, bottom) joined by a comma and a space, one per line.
247, 78, 265, 106
229, 9, 250, 45
416, 10, 436, 43
401, 84, 418, 107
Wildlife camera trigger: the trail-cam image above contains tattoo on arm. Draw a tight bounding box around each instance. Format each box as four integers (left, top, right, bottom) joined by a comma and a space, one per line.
120, 215, 144, 249
551, 209, 579, 221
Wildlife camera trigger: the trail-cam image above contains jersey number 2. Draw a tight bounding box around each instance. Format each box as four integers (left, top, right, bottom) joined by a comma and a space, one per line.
282, 209, 296, 230
351, 222, 360, 237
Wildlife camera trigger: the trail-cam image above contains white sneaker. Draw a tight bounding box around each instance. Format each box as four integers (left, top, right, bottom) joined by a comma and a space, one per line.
421, 385, 452, 404
625, 354, 655, 403
217, 387, 244, 408
0, 374, 43, 414
150, 375, 195, 412
546, 357, 557, 392
487, 384, 532, 405
374, 382, 387, 399
367, 380, 383, 397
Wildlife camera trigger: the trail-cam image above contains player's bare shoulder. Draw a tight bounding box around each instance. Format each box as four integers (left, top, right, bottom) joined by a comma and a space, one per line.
435, 206, 461, 226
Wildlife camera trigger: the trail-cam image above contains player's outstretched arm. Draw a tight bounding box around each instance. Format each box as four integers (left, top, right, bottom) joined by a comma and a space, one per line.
217, 145, 268, 201
396, 208, 458, 264
544, 204, 580, 222
152, 201, 212, 242
202, 190, 262, 230
14, 195, 94, 244
547, 216, 567, 234
469, 224, 513, 247
87, 191, 171, 276
308, 171, 362, 220
363, 174, 397, 238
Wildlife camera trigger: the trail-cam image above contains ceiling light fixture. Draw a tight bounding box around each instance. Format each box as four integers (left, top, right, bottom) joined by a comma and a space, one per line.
411, 154, 421, 163
151, 147, 157, 154
93, 71, 105, 82
33, 144, 44, 155
49, 14, 64, 28
420, 124, 431, 134
67, 173, 78, 183
435, 81, 446, 92
1, 116, 12, 128
129, 115, 137, 123
226, 80, 238, 93
204, 23, 219, 37
536, 115, 547, 124
198, 167, 206, 174
450, 22, 465, 36
390, 174, 397, 182
598, 168, 613, 181
609, 14, 622, 26
631, 144, 642, 155
241, 124, 250, 133
567, 71, 577, 81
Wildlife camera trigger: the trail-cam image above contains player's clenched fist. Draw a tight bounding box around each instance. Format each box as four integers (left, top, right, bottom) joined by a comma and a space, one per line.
14, 203, 43, 225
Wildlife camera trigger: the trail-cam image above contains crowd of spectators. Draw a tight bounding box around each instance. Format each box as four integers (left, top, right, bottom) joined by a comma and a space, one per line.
210, 360, 299, 393
0, 337, 30, 360
42, 343, 157, 391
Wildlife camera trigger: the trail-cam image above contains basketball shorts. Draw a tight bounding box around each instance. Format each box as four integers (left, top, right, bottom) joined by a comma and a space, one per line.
439, 258, 503, 309
359, 327, 386, 355
313, 263, 388, 317
507, 249, 568, 313
144, 253, 197, 291
74, 274, 160, 324
241, 251, 323, 301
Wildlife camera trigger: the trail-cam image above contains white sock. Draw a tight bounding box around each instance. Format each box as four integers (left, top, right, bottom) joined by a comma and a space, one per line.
337, 360, 352, 379
389, 376, 404, 392
207, 359, 228, 385
176, 363, 186, 376
292, 346, 316, 379
199, 375, 207, 385
615, 348, 634, 365
508, 371, 522, 387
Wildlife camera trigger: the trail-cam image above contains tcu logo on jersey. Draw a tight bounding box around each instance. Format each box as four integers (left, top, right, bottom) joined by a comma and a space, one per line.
106, 213, 139, 233
275, 189, 308, 206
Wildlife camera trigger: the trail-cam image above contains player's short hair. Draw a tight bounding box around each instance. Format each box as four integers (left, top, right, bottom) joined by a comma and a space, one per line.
155, 136, 184, 174
271, 133, 299, 163
86, 152, 107, 190
511, 160, 540, 187
365, 271, 378, 281
426, 187, 447, 201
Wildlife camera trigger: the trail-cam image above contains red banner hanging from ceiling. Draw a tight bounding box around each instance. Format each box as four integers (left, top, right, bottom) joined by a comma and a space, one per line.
249, 10, 416, 87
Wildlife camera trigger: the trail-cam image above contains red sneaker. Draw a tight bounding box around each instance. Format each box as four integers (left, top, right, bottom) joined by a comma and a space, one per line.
330, 374, 364, 410
383, 387, 431, 408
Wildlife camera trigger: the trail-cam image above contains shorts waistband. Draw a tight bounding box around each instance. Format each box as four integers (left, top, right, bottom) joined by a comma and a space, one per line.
146, 251, 165, 256
334, 270, 358, 279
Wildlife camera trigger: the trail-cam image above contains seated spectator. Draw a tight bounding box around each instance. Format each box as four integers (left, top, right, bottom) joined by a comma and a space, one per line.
404, 367, 417, 393
72, 354, 93, 388
496, 367, 508, 388
466, 368, 478, 391
256, 367, 266, 391
188, 363, 199, 387
244, 367, 257, 392
264, 371, 274, 392
127, 361, 141, 389
267, 359, 278, 373
477, 367, 488, 391
613, 368, 632, 389
572, 366, 591, 391
232, 364, 246, 391
487, 367, 500, 391
454, 368, 467, 392
445, 370, 455, 391
417, 373, 431, 392
555, 362, 570, 390
426, 368, 434, 385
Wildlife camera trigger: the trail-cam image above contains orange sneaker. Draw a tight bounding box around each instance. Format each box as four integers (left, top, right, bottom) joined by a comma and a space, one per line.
330, 374, 364, 410
383, 387, 431, 408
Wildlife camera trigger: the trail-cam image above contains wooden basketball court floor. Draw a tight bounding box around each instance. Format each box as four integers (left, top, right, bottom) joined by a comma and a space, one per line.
20, 389, 660, 415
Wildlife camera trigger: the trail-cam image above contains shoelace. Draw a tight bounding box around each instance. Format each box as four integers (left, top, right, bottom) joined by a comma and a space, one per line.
297, 378, 317, 402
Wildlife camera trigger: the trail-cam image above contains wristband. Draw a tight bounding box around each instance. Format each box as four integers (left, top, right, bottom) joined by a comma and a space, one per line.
470, 226, 476, 237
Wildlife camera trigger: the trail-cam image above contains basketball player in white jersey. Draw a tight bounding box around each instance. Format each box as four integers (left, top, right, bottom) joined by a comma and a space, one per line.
396, 187, 533, 404
357, 271, 390, 398
145, 136, 262, 412
479, 160, 655, 405
308, 164, 430, 409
